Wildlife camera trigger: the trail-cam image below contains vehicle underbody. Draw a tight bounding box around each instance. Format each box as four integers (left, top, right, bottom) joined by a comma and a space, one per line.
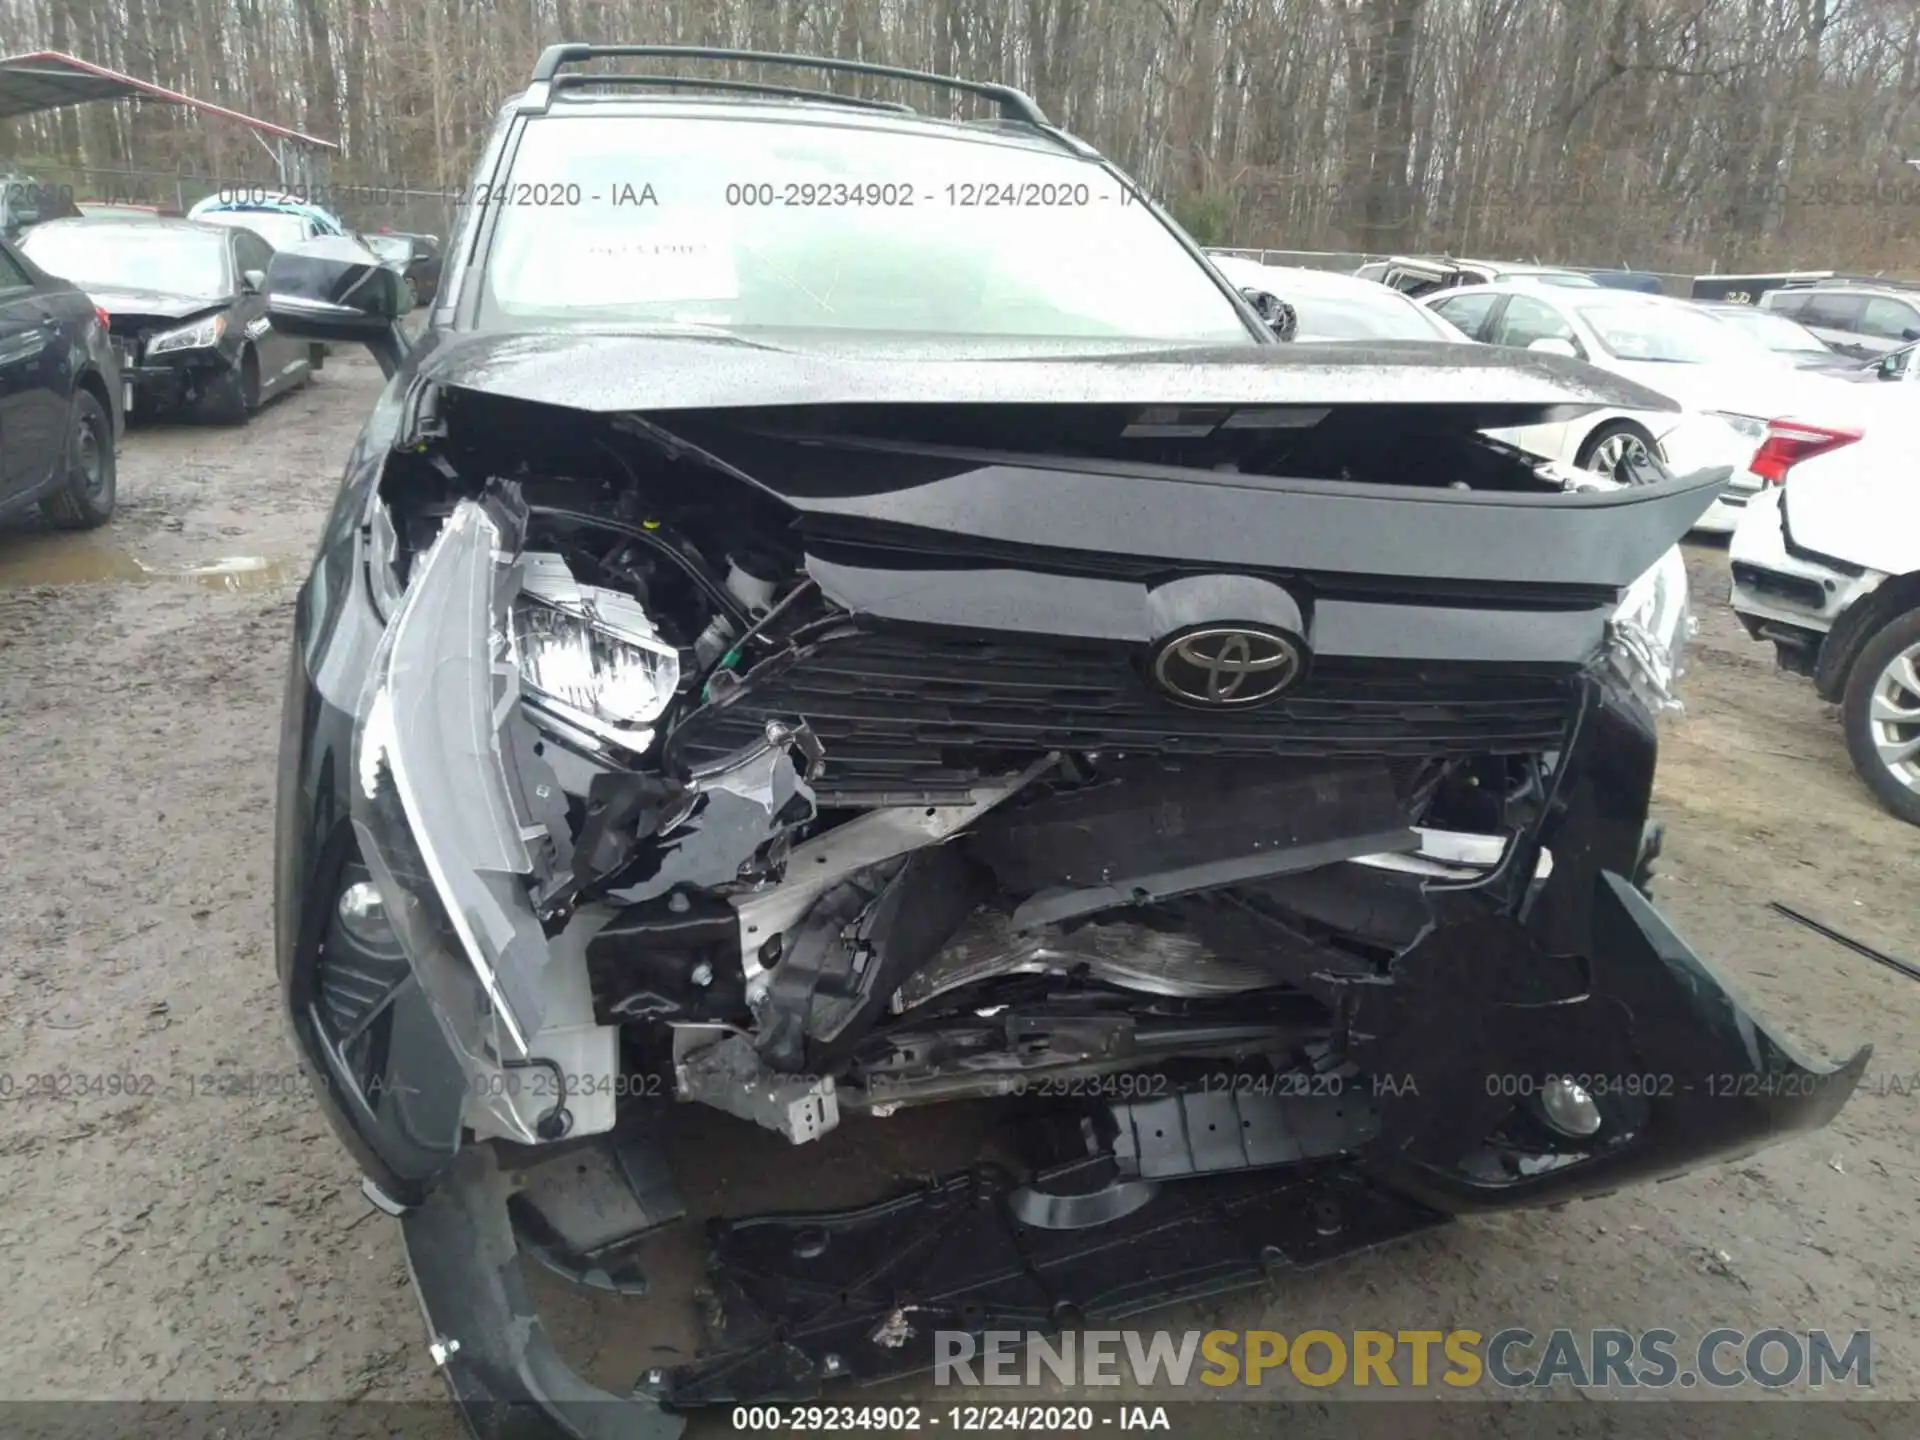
278, 359, 1866, 1437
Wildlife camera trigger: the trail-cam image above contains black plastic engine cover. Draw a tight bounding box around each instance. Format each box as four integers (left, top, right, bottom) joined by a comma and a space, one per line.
965, 757, 1411, 896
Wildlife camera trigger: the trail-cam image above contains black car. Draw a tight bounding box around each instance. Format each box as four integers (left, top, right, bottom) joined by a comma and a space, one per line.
18, 216, 313, 423
265, 45, 1866, 1437
0, 233, 123, 529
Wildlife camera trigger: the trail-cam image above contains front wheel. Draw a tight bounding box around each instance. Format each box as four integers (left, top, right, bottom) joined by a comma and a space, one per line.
1841, 607, 1920, 826
40, 389, 116, 530
198, 346, 258, 426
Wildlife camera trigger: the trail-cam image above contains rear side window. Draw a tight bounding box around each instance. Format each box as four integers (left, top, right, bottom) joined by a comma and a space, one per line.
1765, 290, 1810, 318
1859, 296, 1920, 341
1803, 292, 1866, 330
1490, 294, 1579, 352
1430, 292, 1499, 340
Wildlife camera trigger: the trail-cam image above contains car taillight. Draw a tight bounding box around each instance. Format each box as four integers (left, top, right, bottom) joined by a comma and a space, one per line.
1749, 420, 1862, 485
95, 305, 111, 330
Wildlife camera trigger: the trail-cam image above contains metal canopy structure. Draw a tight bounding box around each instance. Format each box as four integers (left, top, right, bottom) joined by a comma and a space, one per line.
0, 50, 337, 186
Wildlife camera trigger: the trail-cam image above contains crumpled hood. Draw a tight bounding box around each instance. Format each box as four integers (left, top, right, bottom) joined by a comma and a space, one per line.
413, 328, 1683, 428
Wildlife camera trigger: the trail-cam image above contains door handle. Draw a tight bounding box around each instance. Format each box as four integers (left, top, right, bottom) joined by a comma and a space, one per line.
36, 314, 59, 329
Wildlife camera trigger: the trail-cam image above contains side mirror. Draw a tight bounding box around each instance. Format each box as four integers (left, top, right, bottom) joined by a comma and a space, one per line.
1903, 327, 1920, 342
241, 268, 265, 294
1240, 287, 1297, 341
266, 236, 411, 378
1528, 336, 1579, 358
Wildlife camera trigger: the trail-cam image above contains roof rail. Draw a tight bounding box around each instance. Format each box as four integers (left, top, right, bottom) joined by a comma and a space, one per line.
551, 72, 917, 113
529, 44, 1048, 125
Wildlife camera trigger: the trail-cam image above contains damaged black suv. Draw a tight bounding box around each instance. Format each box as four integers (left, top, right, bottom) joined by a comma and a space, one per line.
268, 43, 1866, 1437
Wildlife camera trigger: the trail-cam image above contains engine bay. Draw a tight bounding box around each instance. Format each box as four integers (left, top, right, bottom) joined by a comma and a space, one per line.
346, 389, 1595, 1165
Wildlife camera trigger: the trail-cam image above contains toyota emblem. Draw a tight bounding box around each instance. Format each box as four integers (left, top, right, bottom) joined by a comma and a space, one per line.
1151, 626, 1303, 707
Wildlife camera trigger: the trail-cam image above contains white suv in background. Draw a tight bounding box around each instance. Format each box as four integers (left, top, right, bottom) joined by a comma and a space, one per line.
1729, 389, 1920, 825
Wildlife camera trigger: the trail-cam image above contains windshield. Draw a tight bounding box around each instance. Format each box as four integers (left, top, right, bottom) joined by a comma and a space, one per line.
21, 225, 230, 298
1575, 300, 1773, 364
1708, 306, 1831, 355
197, 210, 307, 251
477, 114, 1255, 343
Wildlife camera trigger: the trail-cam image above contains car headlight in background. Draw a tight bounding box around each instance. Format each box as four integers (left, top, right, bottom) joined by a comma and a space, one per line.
146, 313, 227, 354
1608, 544, 1694, 715
508, 552, 680, 754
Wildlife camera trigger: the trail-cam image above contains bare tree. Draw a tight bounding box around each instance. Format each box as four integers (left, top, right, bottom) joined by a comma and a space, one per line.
1, 0, 1915, 270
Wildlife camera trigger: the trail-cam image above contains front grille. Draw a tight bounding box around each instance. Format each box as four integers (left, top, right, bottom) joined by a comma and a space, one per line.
671, 624, 1578, 800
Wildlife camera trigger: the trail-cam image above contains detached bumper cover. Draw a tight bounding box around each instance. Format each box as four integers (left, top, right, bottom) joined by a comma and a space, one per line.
396, 865, 1866, 1434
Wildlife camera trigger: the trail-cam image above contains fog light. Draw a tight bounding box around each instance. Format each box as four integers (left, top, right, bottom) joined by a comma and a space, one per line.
336, 879, 391, 945
1538, 1077, 1603, 1138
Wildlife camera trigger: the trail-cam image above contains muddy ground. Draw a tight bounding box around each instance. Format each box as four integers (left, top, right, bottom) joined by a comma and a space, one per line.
1, 354, 1915, 1424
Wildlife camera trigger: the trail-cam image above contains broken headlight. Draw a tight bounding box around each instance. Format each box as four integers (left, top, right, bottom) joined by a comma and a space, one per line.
1607, 544, 1694, 715
351, 502, 573, 1147
509, 552, 679, 754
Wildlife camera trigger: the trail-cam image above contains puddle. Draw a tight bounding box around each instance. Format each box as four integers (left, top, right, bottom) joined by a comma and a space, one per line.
161, 556, 304, 591
0, 537, 301, 592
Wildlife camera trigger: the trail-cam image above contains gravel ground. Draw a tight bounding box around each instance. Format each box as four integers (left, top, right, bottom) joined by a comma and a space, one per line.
0, 357, 1915, 1422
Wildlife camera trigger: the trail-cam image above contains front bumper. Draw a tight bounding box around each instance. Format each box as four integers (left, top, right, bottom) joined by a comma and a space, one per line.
123, 357, 229, 411
388, 863, 1865, 1435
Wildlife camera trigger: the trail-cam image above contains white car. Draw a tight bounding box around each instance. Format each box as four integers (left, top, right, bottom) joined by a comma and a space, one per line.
1421, 283, 1859, 534
1728, 388, 1920, 824
1209, 258, 1706, 479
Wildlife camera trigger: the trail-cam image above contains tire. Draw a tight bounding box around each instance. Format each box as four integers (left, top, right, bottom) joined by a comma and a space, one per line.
1840, 606, 1920, 827
1575, 420, 1658, 478
199, 346, 258, 426
39, 389, 116, 530
309, 342, 326, 371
